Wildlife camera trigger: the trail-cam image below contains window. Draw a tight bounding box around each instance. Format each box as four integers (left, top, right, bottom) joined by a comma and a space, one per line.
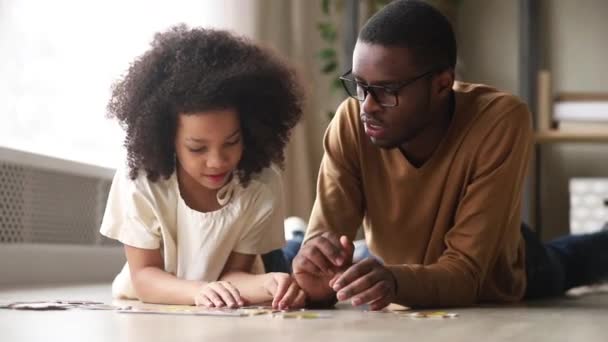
0, 0, 253, 168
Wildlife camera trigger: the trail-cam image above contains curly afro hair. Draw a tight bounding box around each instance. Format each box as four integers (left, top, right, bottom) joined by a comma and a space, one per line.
107, 24, 303, 185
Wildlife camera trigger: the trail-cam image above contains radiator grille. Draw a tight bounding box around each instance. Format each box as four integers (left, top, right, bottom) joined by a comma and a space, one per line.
0, 160, 117, 246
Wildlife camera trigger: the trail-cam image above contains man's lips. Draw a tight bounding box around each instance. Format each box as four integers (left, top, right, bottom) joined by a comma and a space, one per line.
361, 116, 387, 138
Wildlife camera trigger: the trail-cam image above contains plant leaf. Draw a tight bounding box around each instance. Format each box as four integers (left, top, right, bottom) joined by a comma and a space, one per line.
322, 61, 337, 73
322, 0, 330, 15
318, 48, 336, 60
331, 77, 343, 92
317, 22, 337, 43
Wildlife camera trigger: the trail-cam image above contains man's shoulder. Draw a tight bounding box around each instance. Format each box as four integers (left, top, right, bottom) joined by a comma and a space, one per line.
454, 81, 530, 130
455, 82, 525, 110
332, 98, 363, 132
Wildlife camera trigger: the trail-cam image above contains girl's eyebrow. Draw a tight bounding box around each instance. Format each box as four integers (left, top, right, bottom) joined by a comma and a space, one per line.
186, 129, 241, 143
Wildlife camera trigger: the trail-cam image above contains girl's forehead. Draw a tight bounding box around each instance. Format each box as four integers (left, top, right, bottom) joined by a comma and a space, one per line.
176, 110, 240, 140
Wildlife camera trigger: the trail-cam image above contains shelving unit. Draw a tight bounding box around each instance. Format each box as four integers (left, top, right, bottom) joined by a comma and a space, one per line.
520, 0, 608, 238
535, 131, 608, 144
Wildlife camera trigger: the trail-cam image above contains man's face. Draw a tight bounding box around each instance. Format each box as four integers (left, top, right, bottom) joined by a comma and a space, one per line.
351, 42, 439, 148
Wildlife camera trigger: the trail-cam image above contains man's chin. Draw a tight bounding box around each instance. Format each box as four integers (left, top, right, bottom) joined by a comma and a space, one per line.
368, 136, 399, 149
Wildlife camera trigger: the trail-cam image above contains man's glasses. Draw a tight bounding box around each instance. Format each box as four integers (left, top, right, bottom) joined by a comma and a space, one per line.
339, 68, 440, 107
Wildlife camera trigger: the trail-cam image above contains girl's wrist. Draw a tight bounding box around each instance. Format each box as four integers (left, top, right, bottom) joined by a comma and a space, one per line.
191, 281, 208, 300
262, 273, 277, 297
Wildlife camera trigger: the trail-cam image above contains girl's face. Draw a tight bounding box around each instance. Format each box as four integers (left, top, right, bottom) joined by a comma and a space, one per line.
175, 109, 243, 191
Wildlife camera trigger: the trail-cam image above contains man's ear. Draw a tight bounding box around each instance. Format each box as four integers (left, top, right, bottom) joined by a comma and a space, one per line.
435, 68, 455, 98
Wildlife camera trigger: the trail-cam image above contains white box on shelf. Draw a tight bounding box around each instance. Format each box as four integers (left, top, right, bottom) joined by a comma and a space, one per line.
569, 178, 608, 235
554, 101, 608, 122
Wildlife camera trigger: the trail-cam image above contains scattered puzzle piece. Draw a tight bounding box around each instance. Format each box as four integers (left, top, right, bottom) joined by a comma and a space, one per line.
118, 306, 247, 317
405, 311, 458, 319
274, 312, 332, 319
7, 301, 74, 310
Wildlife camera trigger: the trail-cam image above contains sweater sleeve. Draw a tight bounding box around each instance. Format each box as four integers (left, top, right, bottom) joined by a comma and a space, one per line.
306, 99, 365, 243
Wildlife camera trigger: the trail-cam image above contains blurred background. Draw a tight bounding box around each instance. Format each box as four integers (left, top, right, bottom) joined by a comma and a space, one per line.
1, 0, 607, 287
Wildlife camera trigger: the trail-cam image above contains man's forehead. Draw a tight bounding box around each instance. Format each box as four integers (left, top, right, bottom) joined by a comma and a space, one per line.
352, 42, 417, 83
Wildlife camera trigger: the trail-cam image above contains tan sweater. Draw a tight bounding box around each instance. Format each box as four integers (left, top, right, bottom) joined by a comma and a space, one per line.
306, 82, 533, 307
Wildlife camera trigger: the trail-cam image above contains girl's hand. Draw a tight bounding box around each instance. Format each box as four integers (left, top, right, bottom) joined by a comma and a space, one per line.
264, 273, 306, 310
194, 281, 244, 308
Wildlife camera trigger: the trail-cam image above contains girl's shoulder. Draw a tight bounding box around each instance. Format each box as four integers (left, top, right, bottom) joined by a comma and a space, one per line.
244, 165, 282, 194
236, 165, 283, 206
250, 164, 282, 187
112, 165, 178, 206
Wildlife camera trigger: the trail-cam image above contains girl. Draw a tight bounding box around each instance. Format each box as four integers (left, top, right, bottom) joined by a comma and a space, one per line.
100, 25, 305, 310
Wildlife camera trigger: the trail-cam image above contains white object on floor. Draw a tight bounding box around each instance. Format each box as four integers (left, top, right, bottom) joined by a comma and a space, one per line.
284, 216, 307, 240
569, 178, 608, 234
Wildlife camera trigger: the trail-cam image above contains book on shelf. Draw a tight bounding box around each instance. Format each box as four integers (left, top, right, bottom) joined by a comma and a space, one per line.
554, 101, 608, 122
557, 121, 608, 134
536, 69, 608, 135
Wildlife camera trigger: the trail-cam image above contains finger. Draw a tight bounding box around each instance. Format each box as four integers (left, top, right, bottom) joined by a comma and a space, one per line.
292, 290, 307, 309
292, 253, 322, 275
222, 282, 244, 307
349, 279, 391, 306
333, 258, 377, 293
279, 282, 301, 310
304, 245, 336, 274
328, 272, 343, 288
368, 296, 392, 311
271, 276, 290, 309
194, 294, 213, 307
339, 235, 355, 261
315, 235, 349, 266
204, 288, 226, 307
212, 283, 238, 308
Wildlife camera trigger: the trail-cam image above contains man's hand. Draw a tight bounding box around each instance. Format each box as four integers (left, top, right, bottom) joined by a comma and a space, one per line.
292, 232, 354, 302
331, 257, 397, 311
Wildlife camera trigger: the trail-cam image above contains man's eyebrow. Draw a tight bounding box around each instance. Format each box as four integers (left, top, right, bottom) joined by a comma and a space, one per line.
351, 73, 403, 86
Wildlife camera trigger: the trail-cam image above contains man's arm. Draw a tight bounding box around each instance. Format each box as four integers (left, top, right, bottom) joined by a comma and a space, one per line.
334, 103, 533, 308
292, 99, 365, 305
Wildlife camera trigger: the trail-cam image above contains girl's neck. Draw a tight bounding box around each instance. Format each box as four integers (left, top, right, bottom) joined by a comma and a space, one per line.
176, 164, 223, 213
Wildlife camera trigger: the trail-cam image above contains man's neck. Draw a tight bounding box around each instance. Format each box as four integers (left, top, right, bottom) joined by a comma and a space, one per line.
399, 92, 454, 168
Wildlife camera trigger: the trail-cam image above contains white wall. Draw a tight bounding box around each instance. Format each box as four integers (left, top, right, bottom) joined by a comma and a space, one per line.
458, 0, 608, 240
457, 0, 519, 96
539, 0, 608, 239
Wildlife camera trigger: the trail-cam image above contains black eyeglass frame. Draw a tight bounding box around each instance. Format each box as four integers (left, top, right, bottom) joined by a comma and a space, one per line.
339, 67, 444, 107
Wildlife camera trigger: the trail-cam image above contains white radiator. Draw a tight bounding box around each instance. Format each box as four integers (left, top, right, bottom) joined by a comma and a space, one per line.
0, 146, 124, 287
569, 178, 608, 235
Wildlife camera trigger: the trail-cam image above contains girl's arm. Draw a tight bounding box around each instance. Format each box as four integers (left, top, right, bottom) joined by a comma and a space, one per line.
125, 244, 202, 304
219, 252, 306, 309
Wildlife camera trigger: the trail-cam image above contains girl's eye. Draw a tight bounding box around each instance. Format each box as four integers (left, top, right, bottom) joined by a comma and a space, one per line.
225, 138, 241, 146
188, 147, 207, 153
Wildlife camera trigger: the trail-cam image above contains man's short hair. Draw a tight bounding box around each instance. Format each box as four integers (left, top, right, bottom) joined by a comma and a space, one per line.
359, 0, 457, 70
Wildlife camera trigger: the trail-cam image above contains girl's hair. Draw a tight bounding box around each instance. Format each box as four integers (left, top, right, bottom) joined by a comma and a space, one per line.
107, 24, 303, 184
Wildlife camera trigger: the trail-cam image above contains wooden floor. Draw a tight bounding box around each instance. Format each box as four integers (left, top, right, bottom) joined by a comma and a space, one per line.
1, 284, 607, 342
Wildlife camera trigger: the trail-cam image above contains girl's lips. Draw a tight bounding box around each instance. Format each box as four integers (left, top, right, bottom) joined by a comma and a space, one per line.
206, 172, 228, 183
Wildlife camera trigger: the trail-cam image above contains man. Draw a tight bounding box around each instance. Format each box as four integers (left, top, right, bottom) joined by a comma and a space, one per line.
293, 0, 608, 309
